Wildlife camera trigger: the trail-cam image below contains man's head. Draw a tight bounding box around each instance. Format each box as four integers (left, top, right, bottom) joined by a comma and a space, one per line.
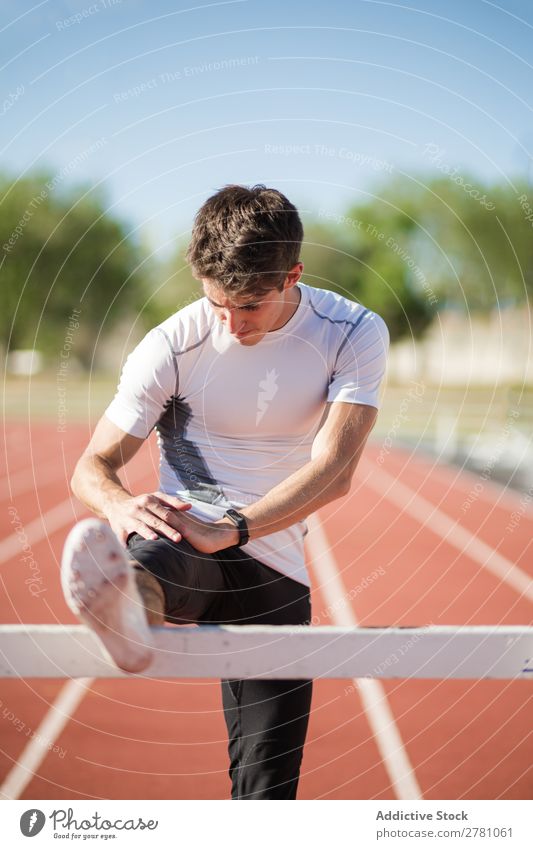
187, 184, 304, 345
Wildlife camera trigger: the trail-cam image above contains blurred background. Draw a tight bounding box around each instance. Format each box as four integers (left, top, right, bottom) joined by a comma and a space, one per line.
1, 0, 532, 802
2, 0, 532, 487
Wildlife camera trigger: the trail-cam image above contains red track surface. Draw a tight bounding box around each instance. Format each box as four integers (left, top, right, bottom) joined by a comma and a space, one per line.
1, 423, 531, 800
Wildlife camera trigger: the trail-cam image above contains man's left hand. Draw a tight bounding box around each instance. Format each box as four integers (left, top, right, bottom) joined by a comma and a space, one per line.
167, 510, 240, 553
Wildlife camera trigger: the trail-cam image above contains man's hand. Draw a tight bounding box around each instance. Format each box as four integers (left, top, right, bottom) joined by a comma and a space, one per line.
107, 490, 240, 553
106, 491, 194, 546
152, 510, 240, 554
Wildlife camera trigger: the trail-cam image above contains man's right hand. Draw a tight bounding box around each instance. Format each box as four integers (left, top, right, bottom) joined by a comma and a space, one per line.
106, 491, 193, 546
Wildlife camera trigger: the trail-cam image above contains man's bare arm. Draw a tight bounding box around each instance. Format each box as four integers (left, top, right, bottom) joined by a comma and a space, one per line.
71, 416, 144, 517
238, 401, 377, 539
71, 416, 191, 545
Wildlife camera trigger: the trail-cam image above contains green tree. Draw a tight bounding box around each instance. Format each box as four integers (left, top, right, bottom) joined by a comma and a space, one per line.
302, 174, 533, 342
0, 172, 148, 367
139, 242, 202, 330
302, 196, 435, 342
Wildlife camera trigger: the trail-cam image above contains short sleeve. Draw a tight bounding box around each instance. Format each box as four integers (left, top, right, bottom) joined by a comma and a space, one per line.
327, 311, 389, 409
104, 328, 177, 438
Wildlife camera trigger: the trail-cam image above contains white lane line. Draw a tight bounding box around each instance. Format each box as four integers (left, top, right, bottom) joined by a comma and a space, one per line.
1, 460, 68, 501
305, 512, 422, 801
0, 464, 155, 797
432, 462, 533, 518
1, 463, 154, 566
379, 447, 533, 520
1, 497, 80, 565
0, 678, 92, 799
361, 461, 533, 604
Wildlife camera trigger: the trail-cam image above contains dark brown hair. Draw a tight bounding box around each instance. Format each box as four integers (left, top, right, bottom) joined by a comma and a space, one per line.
186, 184, 303, 296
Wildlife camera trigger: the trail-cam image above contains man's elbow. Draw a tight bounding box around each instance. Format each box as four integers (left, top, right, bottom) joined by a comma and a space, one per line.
337, 475, 353, 498
70, 453, 94, 500
318, 456, 356, 501
331, 469, 353, 500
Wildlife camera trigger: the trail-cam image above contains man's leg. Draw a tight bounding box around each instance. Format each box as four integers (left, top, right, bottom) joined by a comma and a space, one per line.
125, 532, 228, 624
222, 677, 312, 800
62, 521, 228, 671
128, 539, 314, 799
61, 520, 156, 672
63, 522, 313, 797
131, 566, 165, 624
214, 553, 313, 800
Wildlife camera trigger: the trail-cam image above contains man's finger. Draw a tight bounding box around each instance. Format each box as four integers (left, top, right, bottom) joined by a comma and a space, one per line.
140, 510, 183, 543
144, 500, 190, 532
133, 521, 162, 542
154, 492, 192, 511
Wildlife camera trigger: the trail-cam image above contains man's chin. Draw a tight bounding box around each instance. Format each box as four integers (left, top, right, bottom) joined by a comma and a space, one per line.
234, 331, 264, 346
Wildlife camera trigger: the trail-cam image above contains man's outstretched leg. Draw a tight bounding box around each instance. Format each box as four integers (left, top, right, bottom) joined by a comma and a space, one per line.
62, 518, 229, 671
61, 518, 159, 673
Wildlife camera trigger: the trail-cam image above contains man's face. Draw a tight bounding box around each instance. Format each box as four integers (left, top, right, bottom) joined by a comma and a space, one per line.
202, 265, 302, 346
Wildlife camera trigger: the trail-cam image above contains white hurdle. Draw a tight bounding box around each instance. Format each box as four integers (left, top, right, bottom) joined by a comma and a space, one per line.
0, 625, 532, 680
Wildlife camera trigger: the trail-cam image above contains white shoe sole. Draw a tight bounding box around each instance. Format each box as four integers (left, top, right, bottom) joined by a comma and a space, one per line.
61, 519, 154, 673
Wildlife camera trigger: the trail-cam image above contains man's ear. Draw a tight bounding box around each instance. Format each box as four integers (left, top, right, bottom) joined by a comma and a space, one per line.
283, 262, 304, 290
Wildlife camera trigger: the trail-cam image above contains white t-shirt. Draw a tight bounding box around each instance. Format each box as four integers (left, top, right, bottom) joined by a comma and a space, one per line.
105, 282, 389, 586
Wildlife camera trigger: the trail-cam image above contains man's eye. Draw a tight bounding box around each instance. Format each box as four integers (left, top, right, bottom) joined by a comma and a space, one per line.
241, 304, 259, 312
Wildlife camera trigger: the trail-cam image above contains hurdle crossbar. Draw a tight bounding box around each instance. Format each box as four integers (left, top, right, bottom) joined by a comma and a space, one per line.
0, 625, 531, 679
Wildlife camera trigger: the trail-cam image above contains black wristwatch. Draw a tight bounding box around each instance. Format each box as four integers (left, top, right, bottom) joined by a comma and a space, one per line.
223, 509, 250, 547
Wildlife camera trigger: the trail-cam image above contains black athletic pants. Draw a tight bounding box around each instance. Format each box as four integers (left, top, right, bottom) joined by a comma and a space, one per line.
127, 533, 313, 800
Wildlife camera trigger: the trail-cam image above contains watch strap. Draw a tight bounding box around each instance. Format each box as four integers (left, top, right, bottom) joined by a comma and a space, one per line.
224, 509, 250, 547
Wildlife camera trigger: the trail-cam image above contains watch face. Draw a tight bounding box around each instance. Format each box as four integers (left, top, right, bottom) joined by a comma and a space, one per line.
225, 510, 249, 545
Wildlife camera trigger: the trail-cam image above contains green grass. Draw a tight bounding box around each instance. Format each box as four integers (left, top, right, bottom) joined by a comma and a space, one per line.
4, 377, 533, 444
4, 376, 116, 423
375, 383, 533, 441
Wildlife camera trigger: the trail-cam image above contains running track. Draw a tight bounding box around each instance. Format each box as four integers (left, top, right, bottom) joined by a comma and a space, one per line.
0, 423, 531, 800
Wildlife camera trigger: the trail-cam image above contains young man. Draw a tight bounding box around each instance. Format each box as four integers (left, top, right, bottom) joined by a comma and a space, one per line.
62, 184, 389, 800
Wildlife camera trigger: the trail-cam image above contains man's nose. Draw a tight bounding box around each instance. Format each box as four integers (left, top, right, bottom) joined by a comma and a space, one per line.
223, 309, 245, 334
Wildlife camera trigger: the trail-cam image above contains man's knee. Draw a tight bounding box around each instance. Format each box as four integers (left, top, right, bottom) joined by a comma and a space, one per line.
126, 534, 224, 622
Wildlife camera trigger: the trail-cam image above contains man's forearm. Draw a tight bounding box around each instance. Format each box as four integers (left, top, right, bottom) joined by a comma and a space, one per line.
236, 454, 350, 541
209, 403, 376, 552
71, 454, 131, 518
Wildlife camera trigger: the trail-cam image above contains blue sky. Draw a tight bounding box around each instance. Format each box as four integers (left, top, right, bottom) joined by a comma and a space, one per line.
1, 0, 532, 255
